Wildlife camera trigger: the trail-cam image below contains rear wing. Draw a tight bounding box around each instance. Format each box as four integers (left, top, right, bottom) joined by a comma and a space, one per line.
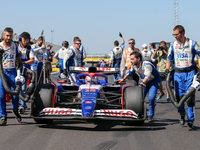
69, 66, 120, 75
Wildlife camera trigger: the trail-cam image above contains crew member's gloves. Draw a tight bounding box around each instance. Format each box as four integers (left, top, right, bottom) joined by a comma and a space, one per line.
191, 75, 200, 90
165, 69, 170, 79
119, 32, 123, 38
63, 69, 68, 75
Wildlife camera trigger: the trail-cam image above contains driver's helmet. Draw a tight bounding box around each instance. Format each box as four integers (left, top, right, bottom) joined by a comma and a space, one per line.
85, 76, 98, 84
92, 76, 98, 84
85, 76, 91, 84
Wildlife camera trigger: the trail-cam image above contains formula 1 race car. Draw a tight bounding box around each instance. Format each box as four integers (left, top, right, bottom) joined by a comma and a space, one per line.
31, 66, 146, 125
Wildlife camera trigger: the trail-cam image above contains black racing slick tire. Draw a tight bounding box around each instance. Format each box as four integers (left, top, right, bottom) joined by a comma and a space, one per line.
31, 84, 54, 124
124, 86, 145, 126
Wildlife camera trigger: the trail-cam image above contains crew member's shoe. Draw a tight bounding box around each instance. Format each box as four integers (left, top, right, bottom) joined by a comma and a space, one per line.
180, 113, 185, 125
187, 121, 194, 131
166, 97, 171, 103
12, 110, 22, 122
0, 116, 7, 126
19, 107, 27, 114
156, 93, 165, 101
148, 116, 154, 122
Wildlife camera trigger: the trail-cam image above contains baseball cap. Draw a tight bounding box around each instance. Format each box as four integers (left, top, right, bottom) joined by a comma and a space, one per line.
47, 44, 53, 47
142, 43, 147, 48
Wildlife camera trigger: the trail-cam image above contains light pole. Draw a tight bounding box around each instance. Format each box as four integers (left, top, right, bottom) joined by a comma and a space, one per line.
174, 0, 179, 26
51, 30, 54, 44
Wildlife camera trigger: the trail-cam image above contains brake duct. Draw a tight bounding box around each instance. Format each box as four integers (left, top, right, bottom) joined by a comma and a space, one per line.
0, 49, 35, 102
166, 69, 196, 109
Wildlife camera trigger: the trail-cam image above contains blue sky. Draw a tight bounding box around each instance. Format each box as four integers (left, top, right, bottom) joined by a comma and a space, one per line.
1, 0, 200, 54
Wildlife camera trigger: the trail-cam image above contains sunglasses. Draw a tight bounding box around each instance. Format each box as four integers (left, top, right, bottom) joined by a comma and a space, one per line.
128, 42, 135, 44
75, 43, 82, 45
172, 33, 180, 37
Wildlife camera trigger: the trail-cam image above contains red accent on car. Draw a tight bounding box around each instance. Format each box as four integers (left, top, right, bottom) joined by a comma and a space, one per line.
57, 80, 66, 83
48, 80, 57, 108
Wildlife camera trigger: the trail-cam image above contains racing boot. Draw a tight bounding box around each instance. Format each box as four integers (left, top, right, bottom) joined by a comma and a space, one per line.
0, 116, 7, 126
187, 121, 194, 131
148, 116, 154, 122
180, 113, 185, 125
12, 110, 22, 122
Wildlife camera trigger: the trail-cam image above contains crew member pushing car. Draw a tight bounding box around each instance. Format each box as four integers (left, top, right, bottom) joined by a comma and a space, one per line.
118, 51, 160, 122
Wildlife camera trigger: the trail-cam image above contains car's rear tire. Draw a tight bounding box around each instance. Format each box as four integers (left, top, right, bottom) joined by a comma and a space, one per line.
32, 84, 54, 124
124, 86, 145, 126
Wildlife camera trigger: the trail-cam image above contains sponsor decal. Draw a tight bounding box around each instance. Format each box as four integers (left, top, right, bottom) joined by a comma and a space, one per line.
42, 108, 73, 115
175, 44, 179, 49
177, 62, 180, 66
4, 54, 14, 59
97, 67, 111, 71
185, 62, 189, 66
79, 67, 86, 71
85, 89, 95, 92
85, 101, 92, 104
176, 53, 188, 58
102, 109, 137, 118
85, 106, 92, 110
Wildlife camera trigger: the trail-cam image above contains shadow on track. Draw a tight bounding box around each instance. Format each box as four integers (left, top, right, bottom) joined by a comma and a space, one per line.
38, 120, 168, 131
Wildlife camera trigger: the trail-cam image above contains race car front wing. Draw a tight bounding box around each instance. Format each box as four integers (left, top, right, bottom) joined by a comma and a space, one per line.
32, 107, 146, 121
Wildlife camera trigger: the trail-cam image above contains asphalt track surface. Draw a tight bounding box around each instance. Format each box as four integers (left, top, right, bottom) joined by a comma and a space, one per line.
1, 71, 200, 150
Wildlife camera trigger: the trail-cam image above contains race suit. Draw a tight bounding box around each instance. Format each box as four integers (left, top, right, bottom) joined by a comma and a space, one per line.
0, 41, 20, 117
110, 43, 125, 80
167, 38, 200, 122
141, 48, 157, 67
120, 47, 140, 76
31, 44, 46, 84
126, 61, 160, 117
18, 44, 35, 109
54, 47, 68, 74
63, 45, 86, 81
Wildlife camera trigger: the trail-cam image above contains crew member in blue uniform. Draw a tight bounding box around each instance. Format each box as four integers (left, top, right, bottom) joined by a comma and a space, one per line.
166, 25, 200, 130
0, 27, 22, 125
31, 36, 46, 84
119, 51, 160, 122
54, 41, 69, 74
18, 32, 34, 114
63, 37, 86, 82
109, 32, 125, 80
